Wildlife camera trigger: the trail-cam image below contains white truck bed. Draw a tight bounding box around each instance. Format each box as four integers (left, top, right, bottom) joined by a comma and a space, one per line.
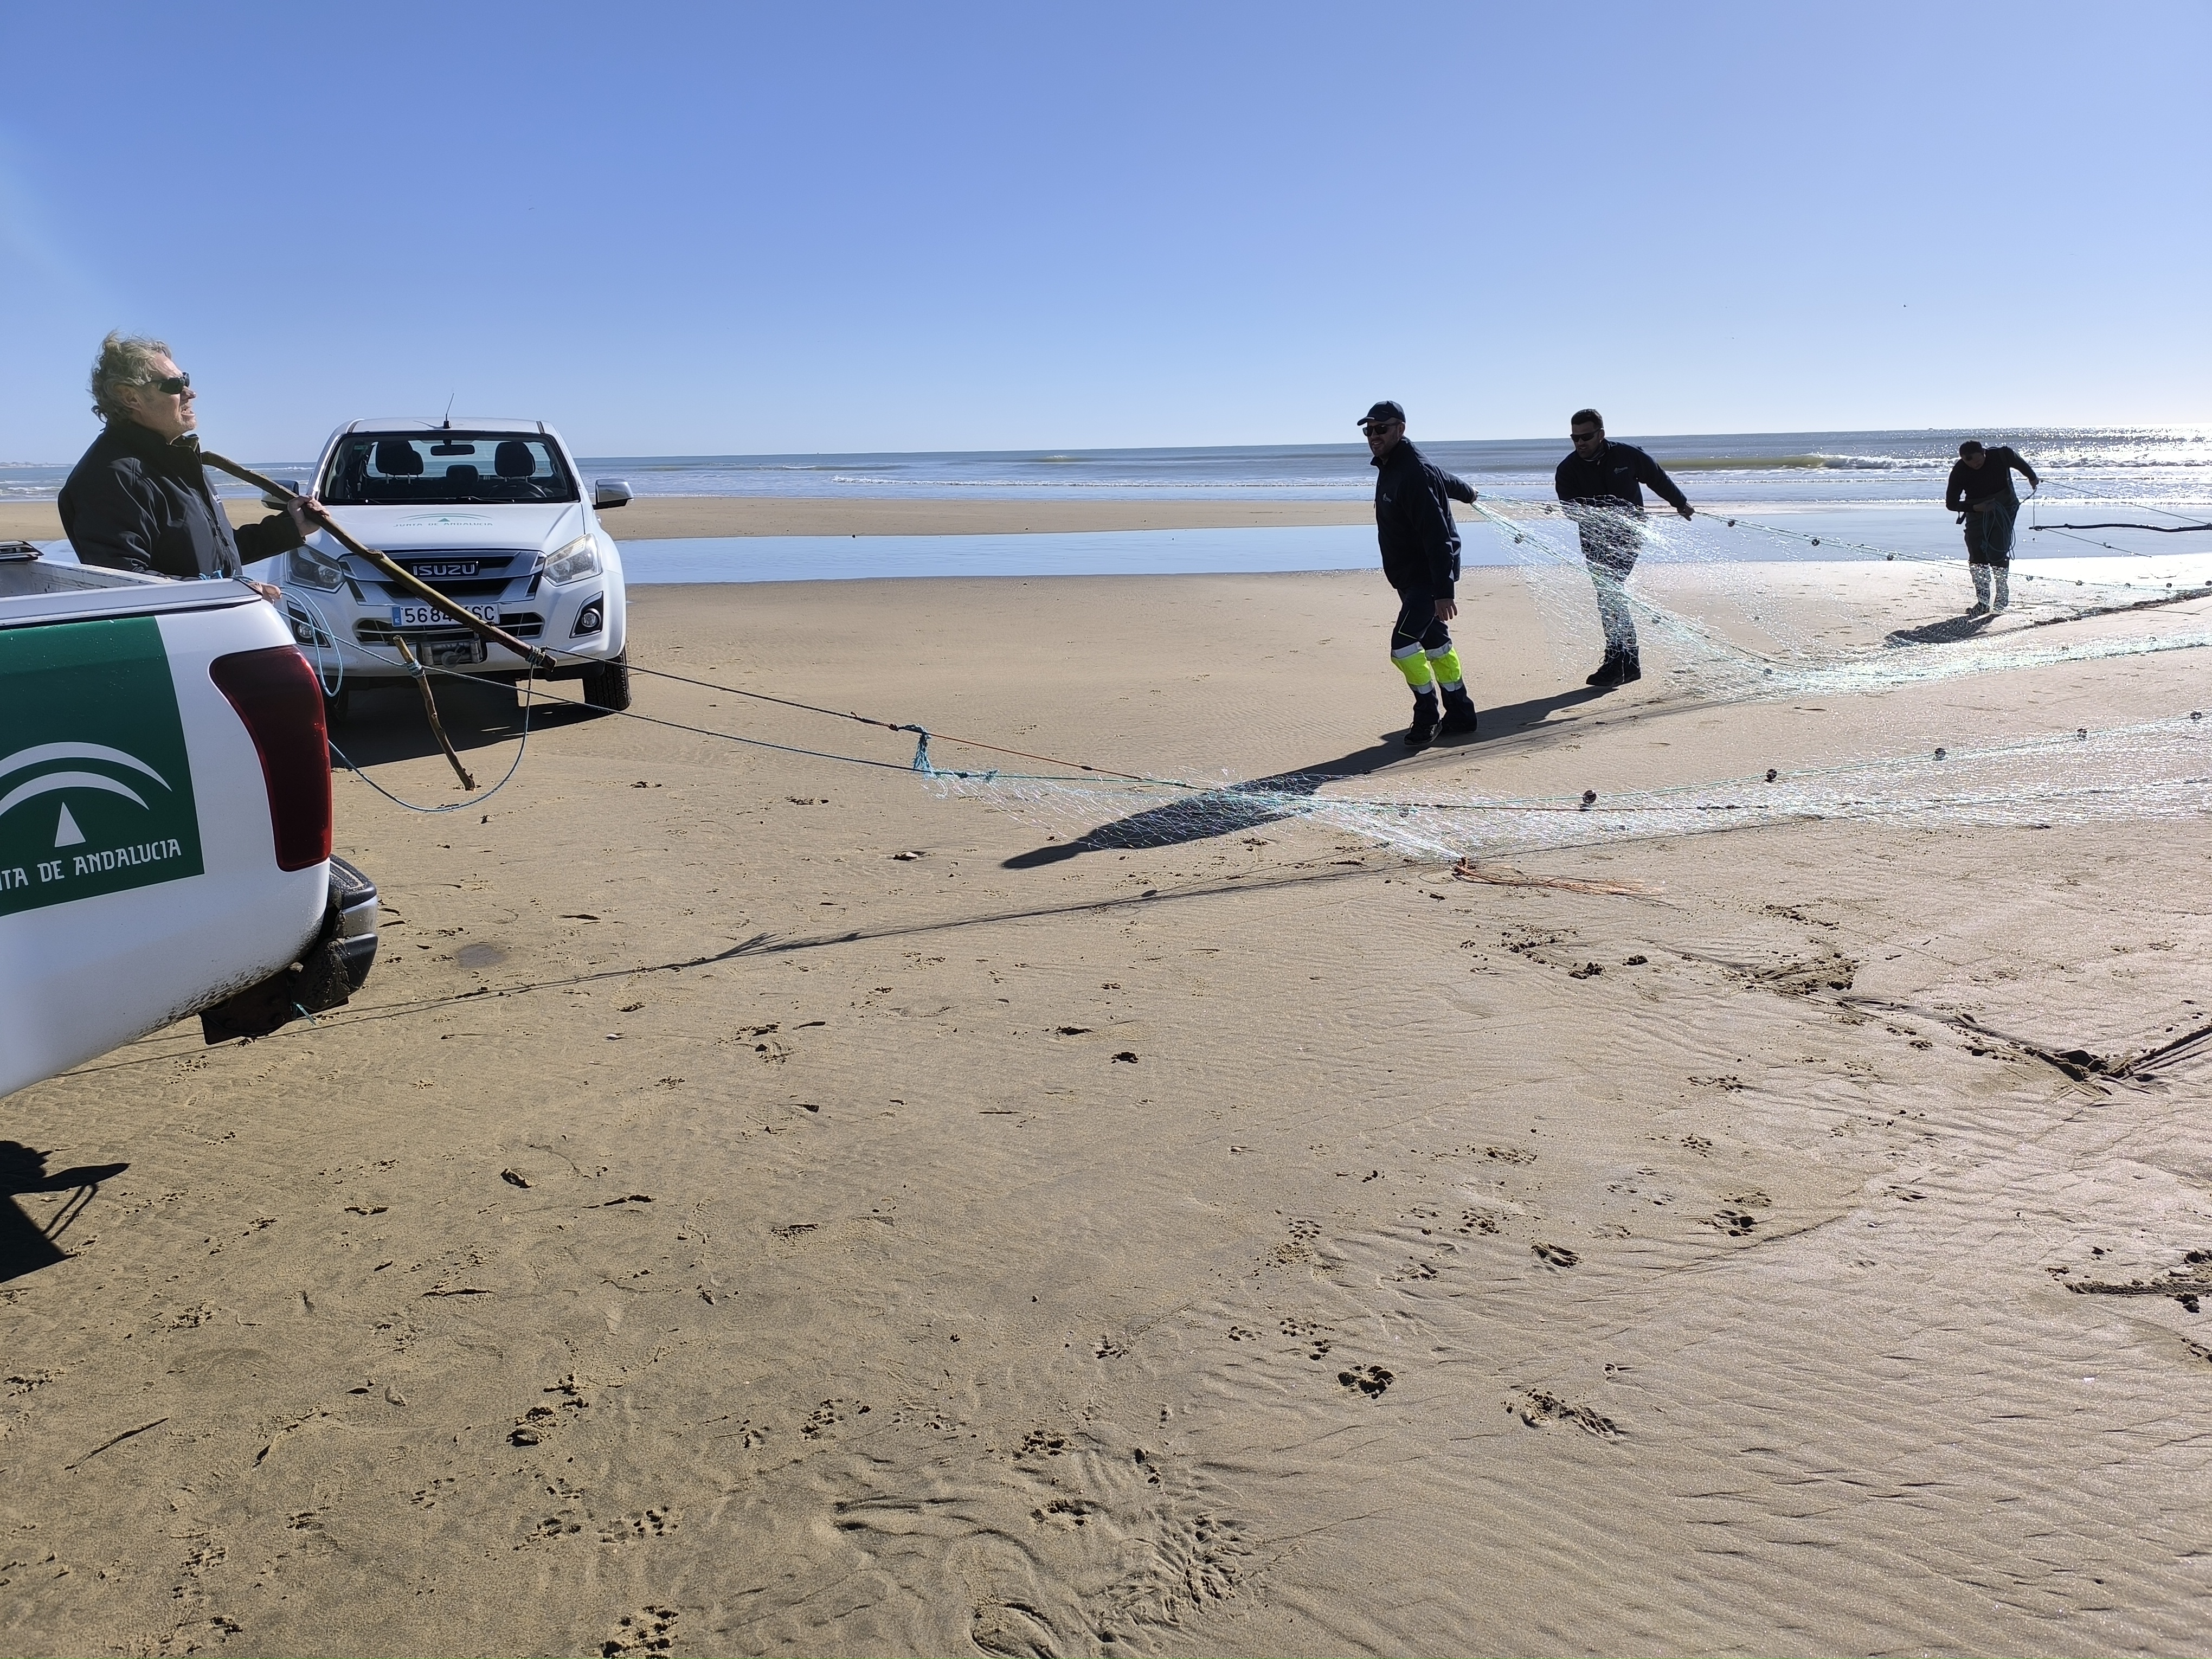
2, 545, 377, 1096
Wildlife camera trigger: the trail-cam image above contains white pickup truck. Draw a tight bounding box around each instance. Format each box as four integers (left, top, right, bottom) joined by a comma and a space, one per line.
274, 417, 632, 715
1, 543, 378, 1098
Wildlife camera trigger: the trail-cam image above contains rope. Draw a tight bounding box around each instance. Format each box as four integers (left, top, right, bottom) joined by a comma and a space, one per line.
307, 480, 2212, 824
377, 655, 1107, 786
587, 657, 1162, 781
327, 665, 539, 813
2034, 520, 2212, 534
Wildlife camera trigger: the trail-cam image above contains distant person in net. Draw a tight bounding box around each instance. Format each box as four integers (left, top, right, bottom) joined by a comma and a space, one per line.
59, 332, 317, 602
1552, 409, 1692, 687
1945, 439, 2039, 614
1362, 401, 1481, 747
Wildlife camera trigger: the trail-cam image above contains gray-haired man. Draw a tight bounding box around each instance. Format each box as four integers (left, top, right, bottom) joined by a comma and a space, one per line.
59, 332, 317, 601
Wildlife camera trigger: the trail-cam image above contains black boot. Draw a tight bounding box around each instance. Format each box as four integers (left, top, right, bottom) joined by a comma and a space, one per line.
1405, 691, 1441, 748
1439, 686, 1480, 736
1585, 648, 1622, 686
1612, 651, 1641, 684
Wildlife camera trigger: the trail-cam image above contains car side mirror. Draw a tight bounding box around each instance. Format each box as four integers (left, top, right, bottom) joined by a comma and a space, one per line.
260, 479, 304, 510
593, 479, 632, 510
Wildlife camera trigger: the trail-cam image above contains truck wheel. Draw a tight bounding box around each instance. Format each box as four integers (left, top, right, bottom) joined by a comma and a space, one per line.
582, 650, 632, 712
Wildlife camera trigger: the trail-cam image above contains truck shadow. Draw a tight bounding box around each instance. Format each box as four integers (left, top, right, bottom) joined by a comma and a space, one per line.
1002, 686, 1604, 866
0, 1142, 128, 1284
326, 677, 601, 767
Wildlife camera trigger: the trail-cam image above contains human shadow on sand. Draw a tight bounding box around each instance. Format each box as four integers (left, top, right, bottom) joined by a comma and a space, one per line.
1003, 686, 1605, 866
1, 1142, 128, 1284
1883, 613, 1996, 648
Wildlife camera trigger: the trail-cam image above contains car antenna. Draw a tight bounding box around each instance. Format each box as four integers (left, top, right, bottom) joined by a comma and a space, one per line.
441, 392, 455, 430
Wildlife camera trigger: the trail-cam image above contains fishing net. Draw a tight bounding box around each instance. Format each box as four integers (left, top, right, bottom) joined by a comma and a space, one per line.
314, 464, 2212, 864
916, 489, 2212, 865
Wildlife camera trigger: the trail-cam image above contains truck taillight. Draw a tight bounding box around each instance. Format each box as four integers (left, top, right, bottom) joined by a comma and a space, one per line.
209, 645, 332, 872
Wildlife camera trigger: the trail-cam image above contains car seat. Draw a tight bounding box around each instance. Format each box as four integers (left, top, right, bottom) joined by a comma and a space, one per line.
374, 439, 423, 476
494, 441, 537, 479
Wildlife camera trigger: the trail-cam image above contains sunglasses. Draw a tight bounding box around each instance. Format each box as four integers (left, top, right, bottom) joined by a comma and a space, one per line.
1570, 430, 1601, 442
146, 372, 191, 396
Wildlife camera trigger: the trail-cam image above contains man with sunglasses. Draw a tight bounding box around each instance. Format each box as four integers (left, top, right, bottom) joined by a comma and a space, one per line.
1553, 408, 1692, 687
59, 332, 316, 602
1361, 401, 1482, 747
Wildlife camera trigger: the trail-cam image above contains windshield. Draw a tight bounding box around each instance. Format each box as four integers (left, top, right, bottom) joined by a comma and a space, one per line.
319, 432, 578, 505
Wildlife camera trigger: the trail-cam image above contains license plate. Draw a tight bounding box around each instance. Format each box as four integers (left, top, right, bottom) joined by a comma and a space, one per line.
391, 602, 499, 628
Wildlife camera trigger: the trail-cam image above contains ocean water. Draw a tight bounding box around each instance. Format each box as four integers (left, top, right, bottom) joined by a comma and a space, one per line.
15, 428, 2208, 584
580, 428, 2212, 511
7, 428, 2209, 510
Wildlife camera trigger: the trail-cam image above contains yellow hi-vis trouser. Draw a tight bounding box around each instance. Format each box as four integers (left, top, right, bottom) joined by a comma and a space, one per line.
1391, 641, 1437, 692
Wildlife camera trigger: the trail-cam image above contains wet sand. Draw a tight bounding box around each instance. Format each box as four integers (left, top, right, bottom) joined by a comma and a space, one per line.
5, 564, 2211, 1656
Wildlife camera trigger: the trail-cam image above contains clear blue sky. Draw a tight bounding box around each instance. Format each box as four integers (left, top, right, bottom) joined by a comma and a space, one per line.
3, 2, 2205, 460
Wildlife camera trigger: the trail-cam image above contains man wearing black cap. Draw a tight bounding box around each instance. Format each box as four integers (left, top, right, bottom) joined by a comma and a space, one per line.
1944, 440, 2039, 614
1361, 401, 1480, 747
1553, 409, 1692, 687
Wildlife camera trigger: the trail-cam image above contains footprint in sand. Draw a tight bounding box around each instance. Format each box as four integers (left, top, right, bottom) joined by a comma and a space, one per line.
599, 1508, 676, 1543
600, 1606, 677, 1656
1512, 1388, 1621, 1437
802, 1398, 869, 1439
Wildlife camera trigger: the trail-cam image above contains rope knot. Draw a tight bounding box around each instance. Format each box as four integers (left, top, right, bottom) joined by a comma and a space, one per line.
895, 724, 935, 775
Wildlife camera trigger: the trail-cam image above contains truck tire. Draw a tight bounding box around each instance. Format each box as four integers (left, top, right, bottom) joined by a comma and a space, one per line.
582, 649, 631, 712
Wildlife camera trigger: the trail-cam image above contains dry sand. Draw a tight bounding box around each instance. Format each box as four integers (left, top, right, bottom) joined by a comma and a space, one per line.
0, 497, 1374, 544
6, 562, 2212, 1656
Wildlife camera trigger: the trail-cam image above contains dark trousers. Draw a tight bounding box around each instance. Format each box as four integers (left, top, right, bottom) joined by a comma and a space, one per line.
1390, 589, 1451, 655
1962, 493, 2020, 566
1578, 521, 1641, 654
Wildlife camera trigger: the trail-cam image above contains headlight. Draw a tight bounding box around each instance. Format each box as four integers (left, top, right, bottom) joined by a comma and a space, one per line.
287, 545, 348, 592
543, 532, 602, 585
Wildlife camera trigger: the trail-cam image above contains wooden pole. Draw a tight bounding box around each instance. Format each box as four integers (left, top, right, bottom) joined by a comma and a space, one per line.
391, 637, 478, 791
198, 449, 558, 671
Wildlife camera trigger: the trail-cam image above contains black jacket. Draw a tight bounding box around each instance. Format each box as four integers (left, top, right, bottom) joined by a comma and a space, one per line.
59, 420, 301, 579
1945, 446, 2037, 513
1373, 438, 1474, 597
1554, 440, 1689, 517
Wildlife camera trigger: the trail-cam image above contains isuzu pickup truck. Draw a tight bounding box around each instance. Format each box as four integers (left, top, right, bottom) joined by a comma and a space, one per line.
1, 543, 378, 1098
274, 417, 632, 715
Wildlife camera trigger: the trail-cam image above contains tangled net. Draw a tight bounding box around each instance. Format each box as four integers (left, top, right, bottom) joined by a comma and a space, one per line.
923, 494, 2212, 864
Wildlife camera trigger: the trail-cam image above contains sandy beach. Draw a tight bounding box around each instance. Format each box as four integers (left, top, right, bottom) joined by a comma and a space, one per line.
0, 496, 1379, 545
6, 556, 2212, 1656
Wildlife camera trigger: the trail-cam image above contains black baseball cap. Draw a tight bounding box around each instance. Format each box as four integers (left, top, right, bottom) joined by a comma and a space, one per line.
1358, 401, 1406, 428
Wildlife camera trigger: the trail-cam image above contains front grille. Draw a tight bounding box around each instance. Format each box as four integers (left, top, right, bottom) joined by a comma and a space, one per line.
375, 551, 532, 603
382, 576, 514, 600
355, 613, 543, 646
